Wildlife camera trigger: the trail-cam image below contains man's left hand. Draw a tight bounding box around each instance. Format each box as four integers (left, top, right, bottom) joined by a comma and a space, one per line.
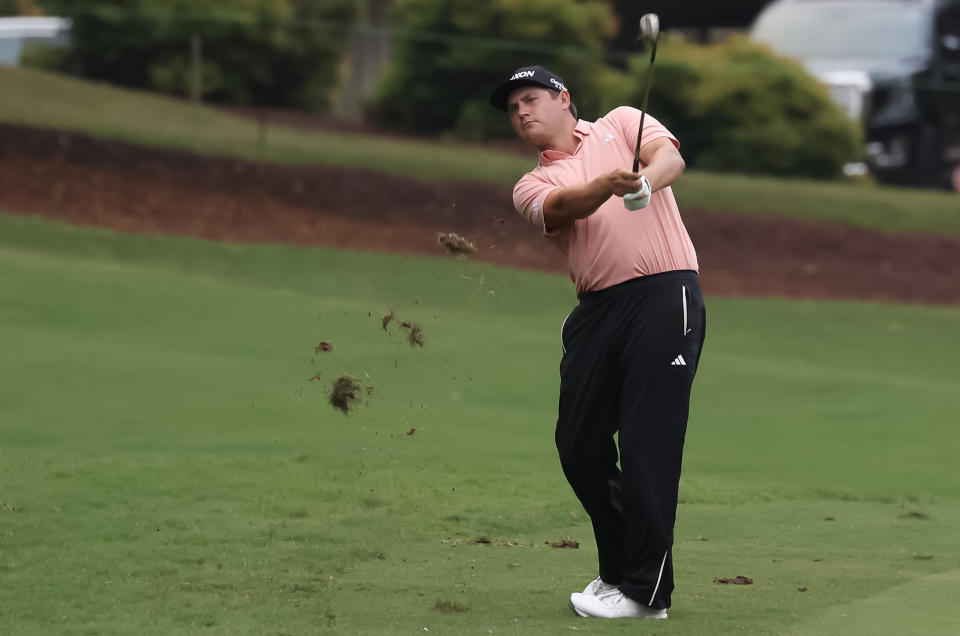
623, 175, 652, 210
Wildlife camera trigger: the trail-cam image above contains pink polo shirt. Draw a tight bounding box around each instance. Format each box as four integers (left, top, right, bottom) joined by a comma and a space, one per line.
513, 106, 698, 295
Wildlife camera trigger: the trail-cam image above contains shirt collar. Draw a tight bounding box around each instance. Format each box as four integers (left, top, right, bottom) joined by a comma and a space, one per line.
539, 120, 590, 166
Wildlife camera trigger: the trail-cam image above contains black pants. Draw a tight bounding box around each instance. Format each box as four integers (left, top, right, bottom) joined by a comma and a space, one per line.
556, 270, 706, 610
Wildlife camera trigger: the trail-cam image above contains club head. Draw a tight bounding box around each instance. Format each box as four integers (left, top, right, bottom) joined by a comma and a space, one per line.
637, 13, 660, 44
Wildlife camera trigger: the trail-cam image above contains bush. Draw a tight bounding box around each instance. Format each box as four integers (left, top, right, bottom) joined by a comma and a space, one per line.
370, 0, 617, 140
31, 0, 355, 111
618, 36, 862, 178
0, 0, 43, 16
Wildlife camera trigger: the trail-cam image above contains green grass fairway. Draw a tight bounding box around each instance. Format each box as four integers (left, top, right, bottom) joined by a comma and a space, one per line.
1, 212, 958, 635
2, 65, 959, 235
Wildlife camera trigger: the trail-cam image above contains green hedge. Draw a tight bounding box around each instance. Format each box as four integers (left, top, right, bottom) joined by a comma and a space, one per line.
371, 3, 860, 178
30, 0, 354, 111
0, 0, 43, 15
370, 0, 619, 140
625, 36, 863, 178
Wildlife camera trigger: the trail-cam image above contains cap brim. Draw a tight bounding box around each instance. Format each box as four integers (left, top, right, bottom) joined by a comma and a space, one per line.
490, 79, 549, 111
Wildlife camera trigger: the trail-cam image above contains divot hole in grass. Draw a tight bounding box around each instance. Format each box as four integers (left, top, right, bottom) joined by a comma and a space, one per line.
434, 599, 469, 613
715, 575, 753, 585
361, 496, 388, 508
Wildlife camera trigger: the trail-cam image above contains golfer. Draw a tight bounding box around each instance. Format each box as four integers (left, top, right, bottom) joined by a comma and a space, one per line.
490, 66, 706, 620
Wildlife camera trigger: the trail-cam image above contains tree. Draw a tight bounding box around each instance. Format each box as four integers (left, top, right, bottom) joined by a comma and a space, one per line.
371, 0, 618, 139
618, 36, 862, 178
34, 0, 355, 111
608, 0, 771, 49
0, 0, 44, 15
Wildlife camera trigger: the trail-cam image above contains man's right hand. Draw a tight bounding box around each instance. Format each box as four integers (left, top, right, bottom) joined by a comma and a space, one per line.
544, 169, 646, 232
603, 169, 645, 197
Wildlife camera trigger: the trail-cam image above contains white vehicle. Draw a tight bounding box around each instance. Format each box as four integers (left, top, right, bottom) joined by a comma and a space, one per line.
750, 0, 960, 191
0, 16, 70, 67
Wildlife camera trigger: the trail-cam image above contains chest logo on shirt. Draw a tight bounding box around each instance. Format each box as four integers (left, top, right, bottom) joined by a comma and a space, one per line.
602, 133, 615, 145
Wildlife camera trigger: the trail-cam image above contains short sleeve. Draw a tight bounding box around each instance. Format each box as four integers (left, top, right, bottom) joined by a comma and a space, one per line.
513, 171, 563, 238
608, 106, 679, 151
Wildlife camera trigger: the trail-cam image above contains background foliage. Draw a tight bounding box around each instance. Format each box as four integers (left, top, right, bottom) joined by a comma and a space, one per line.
372, 0, 860, 176
12, 0, 864, 177
626, 36, 863, 177
31, 0, 355, 111
370, 0, 619, 140
0, 0, 43, 15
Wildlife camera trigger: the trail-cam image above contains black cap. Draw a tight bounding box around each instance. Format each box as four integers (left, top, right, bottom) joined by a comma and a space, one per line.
489, 66, 570, 111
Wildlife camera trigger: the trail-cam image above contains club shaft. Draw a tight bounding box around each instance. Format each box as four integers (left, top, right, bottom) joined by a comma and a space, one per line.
633, 41, 658, 173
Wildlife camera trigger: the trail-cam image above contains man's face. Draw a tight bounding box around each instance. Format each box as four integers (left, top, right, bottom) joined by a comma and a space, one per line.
507, 86, 569, 145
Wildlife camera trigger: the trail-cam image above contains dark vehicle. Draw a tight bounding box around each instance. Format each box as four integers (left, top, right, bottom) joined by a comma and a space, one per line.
751, 0, 960, 191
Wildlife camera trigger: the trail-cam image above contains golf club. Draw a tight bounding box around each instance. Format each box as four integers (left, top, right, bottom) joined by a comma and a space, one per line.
632, 13, 660, 173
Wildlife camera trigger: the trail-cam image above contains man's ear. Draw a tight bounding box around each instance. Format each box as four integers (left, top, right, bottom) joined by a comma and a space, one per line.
560, 90, 577, 119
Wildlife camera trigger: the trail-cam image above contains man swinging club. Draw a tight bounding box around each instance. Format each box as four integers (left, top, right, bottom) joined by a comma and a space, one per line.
488, 55, 707, 619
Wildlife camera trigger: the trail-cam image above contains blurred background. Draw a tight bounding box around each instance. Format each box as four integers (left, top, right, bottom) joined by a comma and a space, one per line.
2, 0, 959, 188
2, 4, 959, 634
2, 0, 959, 304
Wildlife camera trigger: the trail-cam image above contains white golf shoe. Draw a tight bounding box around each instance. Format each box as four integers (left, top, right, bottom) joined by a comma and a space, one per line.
568, 577, 618, 616
569, 588, 668, 619
581, 576, 618, 597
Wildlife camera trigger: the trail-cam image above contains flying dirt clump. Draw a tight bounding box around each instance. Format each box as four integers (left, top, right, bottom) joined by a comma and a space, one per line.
400, 320, 424, 346
381, 310, 425, 346
329, 374, 364, 414
438, 232, 477, 256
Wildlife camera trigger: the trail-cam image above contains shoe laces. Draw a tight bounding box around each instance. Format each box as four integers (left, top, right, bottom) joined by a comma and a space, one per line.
588, 577, 619, 596
597, 589, 625, 606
